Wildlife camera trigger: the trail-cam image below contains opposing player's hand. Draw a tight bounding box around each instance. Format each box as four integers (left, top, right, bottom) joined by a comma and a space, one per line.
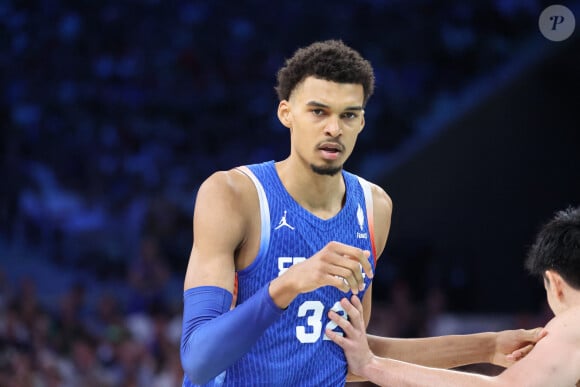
491, 326, 547, 367
326, 295, 372, 377
288, 241, 372, 295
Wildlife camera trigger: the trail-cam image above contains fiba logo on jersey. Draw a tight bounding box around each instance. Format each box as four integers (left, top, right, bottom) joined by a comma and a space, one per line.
356, 203, 368, 239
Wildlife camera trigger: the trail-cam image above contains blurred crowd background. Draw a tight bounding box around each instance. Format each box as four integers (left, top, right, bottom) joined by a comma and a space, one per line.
1, 0, 579, 386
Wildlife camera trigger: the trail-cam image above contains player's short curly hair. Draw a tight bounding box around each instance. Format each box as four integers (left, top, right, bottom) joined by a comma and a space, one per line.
525, 206, 580, 289
275, 40, 375, 106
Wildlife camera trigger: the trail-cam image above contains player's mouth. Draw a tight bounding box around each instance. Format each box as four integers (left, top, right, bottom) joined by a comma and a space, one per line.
318, 142, 344, 160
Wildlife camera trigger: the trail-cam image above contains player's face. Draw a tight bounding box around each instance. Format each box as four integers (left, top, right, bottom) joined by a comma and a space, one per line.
278, 76, 365, 176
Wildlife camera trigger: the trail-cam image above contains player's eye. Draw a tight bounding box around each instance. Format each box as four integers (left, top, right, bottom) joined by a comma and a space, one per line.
342, 112, 358, 119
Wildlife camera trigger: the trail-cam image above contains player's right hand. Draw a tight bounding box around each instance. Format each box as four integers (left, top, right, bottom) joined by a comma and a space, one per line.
288, 241, 373, 295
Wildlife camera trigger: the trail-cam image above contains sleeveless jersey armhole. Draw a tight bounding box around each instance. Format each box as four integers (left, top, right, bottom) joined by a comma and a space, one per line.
357, 176, 377, 265
233, 166, 271, 307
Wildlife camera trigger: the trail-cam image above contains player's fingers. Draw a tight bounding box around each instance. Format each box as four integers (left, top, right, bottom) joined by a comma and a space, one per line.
357, 250, 373, 279
327, 312, 352, 349
344, 250, 373, 280
330, 274, 353, 293
339, 296, 364, 330
331, 242, 373, 279
529, 327, 548, 343
507, 344, 533, 361
346, 295, 365, 329
328, 307, 352, 333
332, 266, 362, 294
340, 253, 368, 292
325, 325, 344, 347
350, 294, 364, 312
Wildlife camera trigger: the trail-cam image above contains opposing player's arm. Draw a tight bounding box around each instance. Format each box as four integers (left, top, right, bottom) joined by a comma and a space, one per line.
360, 316, 577, 386
331, 296, 563, 387
365, 325, 544, 370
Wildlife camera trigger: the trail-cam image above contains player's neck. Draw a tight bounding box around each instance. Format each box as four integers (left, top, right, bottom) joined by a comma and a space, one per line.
567, 292, 580, 310
275, 159, 346, 219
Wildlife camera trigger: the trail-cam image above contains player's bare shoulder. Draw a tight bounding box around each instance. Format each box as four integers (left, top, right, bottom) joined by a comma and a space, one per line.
194, 168, 260, 230
369, 182, 392, 216
544, 306, 580, 386
197, 168, 258, 206
547, 305, 580, 343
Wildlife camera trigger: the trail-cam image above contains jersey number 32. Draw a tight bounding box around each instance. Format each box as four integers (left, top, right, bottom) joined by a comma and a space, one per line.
296, 301, 346, 343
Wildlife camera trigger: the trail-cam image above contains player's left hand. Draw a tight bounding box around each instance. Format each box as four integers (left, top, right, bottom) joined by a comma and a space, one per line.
326, 295, 373, 377
491, 326, 547, 367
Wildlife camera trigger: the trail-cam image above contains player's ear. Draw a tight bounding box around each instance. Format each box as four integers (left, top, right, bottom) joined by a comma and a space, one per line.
358, 110, 365, 133
545, 270, 565, 300
278, 100, 292, 128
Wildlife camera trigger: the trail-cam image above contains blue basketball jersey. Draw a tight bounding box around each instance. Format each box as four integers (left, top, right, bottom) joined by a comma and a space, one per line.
185, 161, 376, 387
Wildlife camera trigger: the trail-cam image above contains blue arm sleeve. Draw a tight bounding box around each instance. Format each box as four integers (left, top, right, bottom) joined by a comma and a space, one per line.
180, 283, 283, 385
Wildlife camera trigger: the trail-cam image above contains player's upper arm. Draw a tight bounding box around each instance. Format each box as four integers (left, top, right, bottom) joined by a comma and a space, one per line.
361, 184, 392, 324
183, 169, 253, 292
494, 311, 580, 387
370, 183, 392, 259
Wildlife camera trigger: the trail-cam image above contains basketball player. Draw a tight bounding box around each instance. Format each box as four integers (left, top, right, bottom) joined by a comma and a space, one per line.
328, 206, 580, 386
180, 40, 544, 386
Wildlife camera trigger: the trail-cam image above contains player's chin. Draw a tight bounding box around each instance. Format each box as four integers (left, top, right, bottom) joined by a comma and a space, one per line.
310, 163, 343, 176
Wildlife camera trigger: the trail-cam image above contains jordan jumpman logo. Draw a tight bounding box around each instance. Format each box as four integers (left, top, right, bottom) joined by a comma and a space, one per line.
274, 210, 295, 230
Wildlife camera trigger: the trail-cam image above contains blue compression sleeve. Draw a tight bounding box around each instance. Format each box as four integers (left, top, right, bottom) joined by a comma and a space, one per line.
180, 283, 283, 385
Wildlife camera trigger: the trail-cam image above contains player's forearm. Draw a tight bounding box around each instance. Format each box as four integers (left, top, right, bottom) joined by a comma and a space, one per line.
364, 356, 501, 387
180, 284, 283, 384
361, 356, 501, 387
268, 273, 301, 309
367, 333, 496, 369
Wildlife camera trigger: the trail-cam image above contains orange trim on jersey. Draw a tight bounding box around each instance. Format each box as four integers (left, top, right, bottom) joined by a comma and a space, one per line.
231, 273, 238, 309
231, 165, 248, 309
367, 207, 377, 266
231, 166, 245, 309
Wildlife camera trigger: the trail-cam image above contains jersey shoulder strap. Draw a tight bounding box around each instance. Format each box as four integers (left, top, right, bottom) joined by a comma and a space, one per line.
356, 176, 377, 264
